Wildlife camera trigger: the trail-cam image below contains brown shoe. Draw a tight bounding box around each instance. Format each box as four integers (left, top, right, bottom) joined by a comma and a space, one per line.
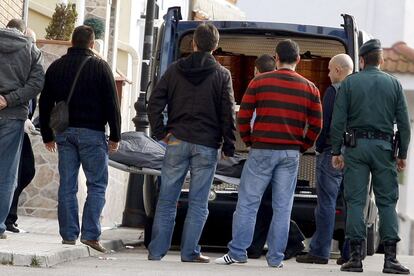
81, 239, 108, 253
62, 240, 76, 245
182, 254, 210, 263
0, 232, 6, 239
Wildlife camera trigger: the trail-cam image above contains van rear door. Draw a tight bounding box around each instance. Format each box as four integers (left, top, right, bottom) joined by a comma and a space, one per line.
150, 7, 360, 90
342, 14, 360, 71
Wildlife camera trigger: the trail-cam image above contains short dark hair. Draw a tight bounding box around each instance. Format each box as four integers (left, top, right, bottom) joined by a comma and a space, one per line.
276, 39, 300, 64
255, 54, 276, 73
71, 25, 95, 48
193, 23, 219, 52
6, 19, 26, 33
362, 50, 382, 66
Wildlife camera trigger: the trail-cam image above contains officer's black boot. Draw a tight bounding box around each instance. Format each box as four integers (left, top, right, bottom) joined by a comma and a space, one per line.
340, 240, 363, 272
383, 240, 410, 274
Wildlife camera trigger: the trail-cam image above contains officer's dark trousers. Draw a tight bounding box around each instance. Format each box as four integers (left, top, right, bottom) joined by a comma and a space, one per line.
5, 134, 35, 226
344, 139, 399, 242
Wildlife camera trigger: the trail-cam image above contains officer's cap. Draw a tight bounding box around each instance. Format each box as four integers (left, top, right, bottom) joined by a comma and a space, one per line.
359, 39, 382, 56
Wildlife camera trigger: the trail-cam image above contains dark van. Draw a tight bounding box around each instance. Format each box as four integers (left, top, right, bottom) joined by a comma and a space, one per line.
142, 6, 380, 256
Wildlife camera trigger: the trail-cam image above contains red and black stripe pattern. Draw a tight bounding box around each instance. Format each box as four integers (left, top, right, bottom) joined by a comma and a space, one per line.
238, 69, 322, 151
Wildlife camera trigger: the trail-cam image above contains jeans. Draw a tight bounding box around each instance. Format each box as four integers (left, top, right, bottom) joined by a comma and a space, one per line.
309, 150, 343, 259
247, 185, 305, 256
148, 136, 218, 261
228, 148, 299, 266
0, 119, 24, 233
55, 127, 108, 241
6, 133, 35, 226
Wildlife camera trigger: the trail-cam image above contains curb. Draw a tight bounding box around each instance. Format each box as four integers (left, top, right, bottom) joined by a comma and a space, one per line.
0, 238, 132, 268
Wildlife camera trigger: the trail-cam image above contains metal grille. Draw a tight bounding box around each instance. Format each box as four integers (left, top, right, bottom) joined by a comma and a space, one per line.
298, 154, 317, 188
0, 0, 25, 27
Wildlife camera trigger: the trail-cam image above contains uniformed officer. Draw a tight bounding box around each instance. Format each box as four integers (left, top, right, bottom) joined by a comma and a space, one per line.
330, 39, 411, 274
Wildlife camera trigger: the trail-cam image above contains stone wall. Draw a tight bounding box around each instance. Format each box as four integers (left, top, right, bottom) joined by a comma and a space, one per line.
17, 40, 70, 219
18, 134, 59, 219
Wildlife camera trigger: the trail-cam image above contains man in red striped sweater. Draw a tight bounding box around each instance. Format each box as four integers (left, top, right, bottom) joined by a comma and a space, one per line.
216, 39, 322, 268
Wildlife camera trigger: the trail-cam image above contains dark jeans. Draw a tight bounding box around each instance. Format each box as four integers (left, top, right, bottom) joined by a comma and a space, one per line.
247, 185, 305, 256
56, 127, 108, 241
310, 150, 343, 258
6, 134, 35, 226
148, 136, 218, 261
0, 119, 24, 234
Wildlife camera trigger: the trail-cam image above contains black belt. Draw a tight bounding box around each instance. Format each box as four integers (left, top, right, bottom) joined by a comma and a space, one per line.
355, 130, 393, 143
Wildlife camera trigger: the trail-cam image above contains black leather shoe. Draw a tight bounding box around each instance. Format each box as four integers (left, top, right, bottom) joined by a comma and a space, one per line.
284, 242, 305, 260
62, 240, 76, 245
337, 257, 348, 265
296, 253, 328, 264
6, 224, 20, 233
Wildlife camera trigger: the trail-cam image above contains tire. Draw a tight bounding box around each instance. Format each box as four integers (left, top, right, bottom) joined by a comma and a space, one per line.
143, 176, 158, 249
143, 175, 158, 217
367, 215, 380, 255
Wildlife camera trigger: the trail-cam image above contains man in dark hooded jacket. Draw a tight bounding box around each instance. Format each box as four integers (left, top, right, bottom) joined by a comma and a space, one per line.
147, 23, 236, 263
0, 19, 44, 239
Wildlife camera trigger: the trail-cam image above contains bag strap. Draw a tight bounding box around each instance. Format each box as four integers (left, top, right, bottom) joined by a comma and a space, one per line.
66, 56, 92, 104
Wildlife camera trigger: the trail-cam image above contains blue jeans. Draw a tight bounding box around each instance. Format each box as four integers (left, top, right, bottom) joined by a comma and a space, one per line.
228, 148, 299, 266
55, 128, 108, 241
309, 150, 343, 259
148, 136, 218, 261
0, 119, 24, 234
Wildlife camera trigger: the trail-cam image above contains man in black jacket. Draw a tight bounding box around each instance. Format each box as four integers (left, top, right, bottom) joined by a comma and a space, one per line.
39, 25, 121, 253
147, 23, 236, 263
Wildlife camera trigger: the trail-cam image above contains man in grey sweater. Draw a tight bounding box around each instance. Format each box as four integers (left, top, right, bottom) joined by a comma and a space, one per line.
0, 19, 44, 239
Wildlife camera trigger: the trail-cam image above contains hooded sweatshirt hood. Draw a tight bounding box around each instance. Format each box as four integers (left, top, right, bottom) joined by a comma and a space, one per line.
177, 51, 219, 85
0, 27, 44, 121
0, 28, 30, 54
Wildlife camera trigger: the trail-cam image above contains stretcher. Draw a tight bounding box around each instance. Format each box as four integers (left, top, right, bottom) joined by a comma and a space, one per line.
108, 159, 241, 185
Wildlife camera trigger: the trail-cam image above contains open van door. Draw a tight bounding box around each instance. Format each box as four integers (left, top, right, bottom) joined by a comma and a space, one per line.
150, 7, 182, 88
142, 7, 183, 223
342, 14, 360, 71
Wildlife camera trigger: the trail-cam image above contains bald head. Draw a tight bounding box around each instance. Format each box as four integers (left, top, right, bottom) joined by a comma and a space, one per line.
328, 54, 354, 84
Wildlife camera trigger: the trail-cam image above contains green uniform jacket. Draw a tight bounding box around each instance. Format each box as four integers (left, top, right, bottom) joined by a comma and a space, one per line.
331, 66, 410, 159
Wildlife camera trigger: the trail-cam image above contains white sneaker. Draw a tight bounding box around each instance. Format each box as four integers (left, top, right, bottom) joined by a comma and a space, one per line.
215, 254, 246, 265
269, 262, 284, 268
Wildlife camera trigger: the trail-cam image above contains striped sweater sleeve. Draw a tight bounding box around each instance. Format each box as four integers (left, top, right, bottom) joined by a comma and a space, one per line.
303, 85, 323, 151
237, 79, 257, 146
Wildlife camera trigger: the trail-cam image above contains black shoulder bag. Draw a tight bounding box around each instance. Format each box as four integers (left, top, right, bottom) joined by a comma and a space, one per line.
49, 56, 91, 134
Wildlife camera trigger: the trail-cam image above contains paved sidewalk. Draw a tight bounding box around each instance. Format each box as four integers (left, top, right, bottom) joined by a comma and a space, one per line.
0, 216, 143, 267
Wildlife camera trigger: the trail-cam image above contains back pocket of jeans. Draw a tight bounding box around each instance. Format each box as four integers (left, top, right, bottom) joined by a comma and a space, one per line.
194, 145, 218, 168
250, 150, 272, 173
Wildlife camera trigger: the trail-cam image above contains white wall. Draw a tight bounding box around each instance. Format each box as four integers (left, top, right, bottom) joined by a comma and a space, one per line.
237, 0, 414, 48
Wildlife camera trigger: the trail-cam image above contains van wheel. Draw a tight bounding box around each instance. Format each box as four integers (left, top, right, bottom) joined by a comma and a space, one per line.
143, 176, 158, 217
367, 215, 380, 255
143, 176, 158, 249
